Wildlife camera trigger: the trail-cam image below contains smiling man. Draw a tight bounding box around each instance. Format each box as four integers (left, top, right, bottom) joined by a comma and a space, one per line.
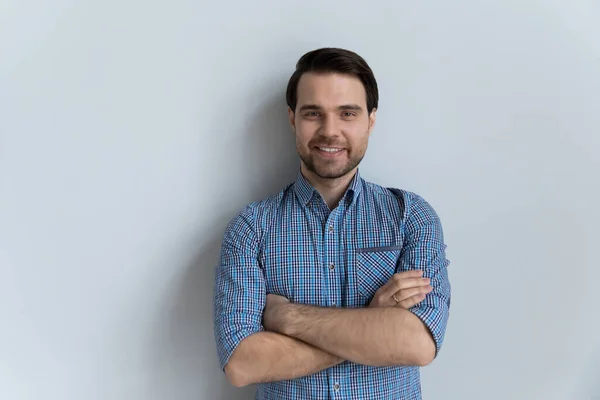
213, 48, 451, 399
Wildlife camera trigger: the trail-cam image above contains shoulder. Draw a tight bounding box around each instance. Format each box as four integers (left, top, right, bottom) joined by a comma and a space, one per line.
223, 183, 294, 243
363, 180, 442, 224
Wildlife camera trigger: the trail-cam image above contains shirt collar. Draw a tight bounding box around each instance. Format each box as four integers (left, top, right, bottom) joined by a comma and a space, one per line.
293, 168, 364, 206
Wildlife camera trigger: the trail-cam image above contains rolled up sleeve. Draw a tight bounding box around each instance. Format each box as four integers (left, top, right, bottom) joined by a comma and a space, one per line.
399, 194, 451, 357
213, 206, 266, 371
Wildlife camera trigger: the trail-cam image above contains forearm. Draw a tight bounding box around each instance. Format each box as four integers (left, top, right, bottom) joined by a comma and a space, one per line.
278, 305, 434, 367
225, 331, 343, 387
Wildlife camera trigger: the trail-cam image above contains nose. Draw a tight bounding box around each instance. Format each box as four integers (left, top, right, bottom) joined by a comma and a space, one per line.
320, 115, 340, 137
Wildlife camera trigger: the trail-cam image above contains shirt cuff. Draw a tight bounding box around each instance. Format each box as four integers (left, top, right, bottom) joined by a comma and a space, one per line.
409, 304, 449, 357
216, 320, 264, 371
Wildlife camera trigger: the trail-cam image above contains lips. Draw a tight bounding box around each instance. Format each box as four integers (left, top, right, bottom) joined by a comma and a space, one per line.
316, 146, 343, 153
312, 145, 346, 158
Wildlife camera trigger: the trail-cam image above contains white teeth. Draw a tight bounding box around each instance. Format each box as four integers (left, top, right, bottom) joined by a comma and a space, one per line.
318, 147, 342, 153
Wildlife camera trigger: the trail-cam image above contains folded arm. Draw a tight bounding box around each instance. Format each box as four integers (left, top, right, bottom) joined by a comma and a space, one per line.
213, 207, 342, 388
224, 331, 343, 387
266, 301, 434, 366
214, 193, 451, 385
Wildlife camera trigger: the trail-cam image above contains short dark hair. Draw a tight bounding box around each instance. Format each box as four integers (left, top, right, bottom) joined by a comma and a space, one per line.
286, 47, 379, 114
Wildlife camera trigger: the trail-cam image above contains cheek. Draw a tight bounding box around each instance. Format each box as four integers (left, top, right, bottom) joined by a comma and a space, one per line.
296, 122, 317, 144
345, 124, 369, 146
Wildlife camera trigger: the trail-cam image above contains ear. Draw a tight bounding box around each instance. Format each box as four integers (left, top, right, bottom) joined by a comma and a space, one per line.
288, 107, 296, 133
368, 108, 377, 136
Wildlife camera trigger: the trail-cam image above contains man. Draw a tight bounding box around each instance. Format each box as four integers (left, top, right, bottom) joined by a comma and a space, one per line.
213, 47, 451, 399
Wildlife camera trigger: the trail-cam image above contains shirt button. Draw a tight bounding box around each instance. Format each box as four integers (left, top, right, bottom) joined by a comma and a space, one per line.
334, 383, 340, 391
328, 263, 335, 271
328, 225, 334, 232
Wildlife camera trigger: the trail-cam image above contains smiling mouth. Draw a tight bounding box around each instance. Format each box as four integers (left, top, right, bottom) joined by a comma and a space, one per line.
315, 146, 344, 153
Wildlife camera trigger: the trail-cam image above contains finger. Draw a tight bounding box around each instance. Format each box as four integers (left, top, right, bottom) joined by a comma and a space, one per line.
399, 293, 427, 309
381, 276, 430, 299
393, 285, 433, 302
374, 272, 412, 296
373, 270, 425, 300
395, 277, 430, 290
378, 270, 422, 292
382, 269, 423, 287
399, 294, 425, 309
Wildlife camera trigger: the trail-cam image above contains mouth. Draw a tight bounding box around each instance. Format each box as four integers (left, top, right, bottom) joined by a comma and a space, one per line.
314, 146, 345, 157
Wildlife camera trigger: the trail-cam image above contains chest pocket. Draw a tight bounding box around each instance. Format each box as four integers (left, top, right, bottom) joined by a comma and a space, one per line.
356, 246, 401, 300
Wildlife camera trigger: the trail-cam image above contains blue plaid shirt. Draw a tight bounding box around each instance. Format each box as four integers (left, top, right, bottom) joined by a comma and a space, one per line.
213, 169, 451, 399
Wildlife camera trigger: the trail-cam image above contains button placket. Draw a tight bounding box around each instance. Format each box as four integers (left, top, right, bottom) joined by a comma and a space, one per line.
324, 212, 340, 312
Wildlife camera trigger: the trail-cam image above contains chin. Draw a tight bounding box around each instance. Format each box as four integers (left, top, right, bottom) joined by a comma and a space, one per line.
300, 152, 361, 180
313, 166, 353, 180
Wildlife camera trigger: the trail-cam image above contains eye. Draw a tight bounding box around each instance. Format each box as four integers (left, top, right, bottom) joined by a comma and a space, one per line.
304, 112, 319, 118
342, 112, 356, 118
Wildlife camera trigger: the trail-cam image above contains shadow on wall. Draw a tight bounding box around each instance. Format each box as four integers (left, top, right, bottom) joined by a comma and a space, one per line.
150, 89, 298, 399
241, 92, 300, 201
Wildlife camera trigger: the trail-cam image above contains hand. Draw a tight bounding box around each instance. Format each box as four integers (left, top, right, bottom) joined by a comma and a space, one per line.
369, 270, 432, 309
263, 293, 291, 333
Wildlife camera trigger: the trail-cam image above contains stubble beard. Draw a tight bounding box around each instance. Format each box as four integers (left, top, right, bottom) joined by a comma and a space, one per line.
298, 147, 366, 180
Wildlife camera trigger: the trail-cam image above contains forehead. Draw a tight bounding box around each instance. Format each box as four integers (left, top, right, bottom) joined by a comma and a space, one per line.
296, 72, 367, 108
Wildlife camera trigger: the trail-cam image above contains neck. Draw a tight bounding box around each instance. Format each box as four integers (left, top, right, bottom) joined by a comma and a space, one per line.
301, 164, 357, 209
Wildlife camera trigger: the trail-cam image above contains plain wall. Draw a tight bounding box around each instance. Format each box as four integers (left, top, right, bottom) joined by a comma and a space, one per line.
1, 1, 599, 399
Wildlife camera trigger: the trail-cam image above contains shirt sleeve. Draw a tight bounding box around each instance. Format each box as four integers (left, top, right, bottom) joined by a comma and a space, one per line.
399, 193, 451, 357
213, 206, 266, 371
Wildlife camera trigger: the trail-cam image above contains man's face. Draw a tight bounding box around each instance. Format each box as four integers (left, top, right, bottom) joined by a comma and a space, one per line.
289, 72, 376, 180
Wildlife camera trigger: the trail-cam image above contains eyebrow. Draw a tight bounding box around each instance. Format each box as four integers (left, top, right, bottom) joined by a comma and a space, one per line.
298, 104, 364, 112
339, 104, 363, 111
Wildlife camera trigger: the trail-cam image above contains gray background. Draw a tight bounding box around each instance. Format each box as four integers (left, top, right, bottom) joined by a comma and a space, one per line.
1, 1, 599, 399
